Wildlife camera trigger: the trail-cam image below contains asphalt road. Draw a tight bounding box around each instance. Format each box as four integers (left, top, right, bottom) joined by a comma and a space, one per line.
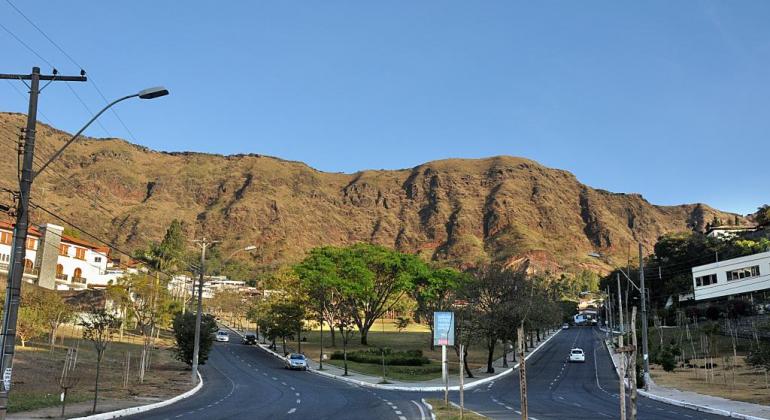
455, 326, 725, 419
131, 327, 726, 420
128, 339, 431, 420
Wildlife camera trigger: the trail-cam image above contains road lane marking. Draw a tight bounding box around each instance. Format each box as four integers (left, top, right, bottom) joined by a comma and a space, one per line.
282, 381, 287, 386
504, 406, 513, 410
297, 399, 301, 404
287, 408, 296, 414
395, 411, 402, 415
290, 386, 295, 390
411, 400, 427, 420
295, 392, 300, 397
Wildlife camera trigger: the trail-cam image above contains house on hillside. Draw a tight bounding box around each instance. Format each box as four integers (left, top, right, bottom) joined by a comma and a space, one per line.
691, 250, 770, 304
705, 224, 759, 240
0, 221, 109, 290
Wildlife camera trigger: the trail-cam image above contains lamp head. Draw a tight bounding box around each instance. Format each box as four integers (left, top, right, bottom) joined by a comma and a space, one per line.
138, 86, 169, 99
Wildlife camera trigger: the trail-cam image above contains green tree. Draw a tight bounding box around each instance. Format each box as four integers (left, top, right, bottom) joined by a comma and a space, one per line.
756, 204, 770, 226
36, 288, 74, 350
172, 311, 218, 366
17, 285, 47, 347
80, 308, 119, 414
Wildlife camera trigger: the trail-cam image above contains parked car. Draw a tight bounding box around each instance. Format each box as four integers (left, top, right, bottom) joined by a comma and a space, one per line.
569, 348, 585, 363
215, 331, 230, 342
242, 333, 257, 345
562, 323, 570, 330
284, 353, 308, 370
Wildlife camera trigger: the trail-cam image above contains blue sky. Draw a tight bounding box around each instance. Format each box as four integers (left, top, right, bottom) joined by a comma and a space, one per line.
1, 1, 768, 215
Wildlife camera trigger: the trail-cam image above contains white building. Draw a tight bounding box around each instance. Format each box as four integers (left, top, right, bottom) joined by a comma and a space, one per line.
0, 221, 109, 290
705, 225, 759, 240
691, 250, 770, 301
168, 275, 247, 300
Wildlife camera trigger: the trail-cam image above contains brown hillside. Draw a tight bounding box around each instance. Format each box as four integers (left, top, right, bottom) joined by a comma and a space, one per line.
0, 112, 742, 273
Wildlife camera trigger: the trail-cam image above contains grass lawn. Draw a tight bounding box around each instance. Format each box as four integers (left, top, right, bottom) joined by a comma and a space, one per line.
9, 324, 189, 413
425, 398, 487, 420
238, 317, 517, 381
641, 325, 770, 406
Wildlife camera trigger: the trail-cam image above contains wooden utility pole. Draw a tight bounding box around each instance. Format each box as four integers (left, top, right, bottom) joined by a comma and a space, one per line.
518, 324, 528, 420
459, 343, 465, 420
630, 307, 638, 420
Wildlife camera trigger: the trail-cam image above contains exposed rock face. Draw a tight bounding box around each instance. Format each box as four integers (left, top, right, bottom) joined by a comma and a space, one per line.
0, 112, 743, 272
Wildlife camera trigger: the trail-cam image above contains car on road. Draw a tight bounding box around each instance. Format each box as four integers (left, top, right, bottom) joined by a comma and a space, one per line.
285, 353, 308, 370
562, 323, 569, 330
215, 331, 230, 342
569, 348, 585, 363
242, 333, 257, 345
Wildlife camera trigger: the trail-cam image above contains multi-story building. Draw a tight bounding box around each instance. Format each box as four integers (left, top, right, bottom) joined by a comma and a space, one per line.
168, 275, 247, 300
0, 221, 109, 290
691, 250, 770, 301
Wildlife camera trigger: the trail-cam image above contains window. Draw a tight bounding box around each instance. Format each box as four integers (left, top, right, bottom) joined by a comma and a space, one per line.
75, 248, 86, 260
0, 232, 11, 245
59, 244, 69, 256
23, 259, 34, 273
94, 256, 102, 263
695, 273, 717, 287
726, 265, 760, 281
25, 238, 36, 250
56, 264, 63, 275
0, 254, 8, 262
73, 268, 82, 279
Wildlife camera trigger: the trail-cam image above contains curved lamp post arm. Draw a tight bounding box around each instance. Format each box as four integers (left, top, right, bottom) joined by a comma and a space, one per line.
34, 86, 168, 180
34, 94, 137, 179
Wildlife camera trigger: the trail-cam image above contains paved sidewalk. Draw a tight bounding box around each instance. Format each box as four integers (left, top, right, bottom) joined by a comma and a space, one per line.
222, 323, 560, 390
604, 336, 770, 420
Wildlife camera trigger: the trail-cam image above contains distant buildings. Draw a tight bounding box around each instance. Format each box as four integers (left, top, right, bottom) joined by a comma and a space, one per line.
168, 275, 255, 300
705, 225, 760, 240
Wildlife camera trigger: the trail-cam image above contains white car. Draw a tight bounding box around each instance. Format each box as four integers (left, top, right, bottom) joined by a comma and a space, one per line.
562, 323, 570, 330
215, 331, 230, 342
285, 353, 308, 370
569, 348, 585, 363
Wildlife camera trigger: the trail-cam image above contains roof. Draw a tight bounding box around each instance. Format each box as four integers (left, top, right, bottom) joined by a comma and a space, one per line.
0, 219, 107, 252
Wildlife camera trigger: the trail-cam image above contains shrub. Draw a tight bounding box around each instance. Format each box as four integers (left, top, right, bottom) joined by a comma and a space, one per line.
330, 348, 430, 366
705, 306, 721, 321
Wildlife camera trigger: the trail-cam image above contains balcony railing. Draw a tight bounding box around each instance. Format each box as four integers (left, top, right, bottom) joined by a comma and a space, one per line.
0, 262, 7, 272
72, 276, 87, 284
23, 266, 39, 276
56, 273, 69, 281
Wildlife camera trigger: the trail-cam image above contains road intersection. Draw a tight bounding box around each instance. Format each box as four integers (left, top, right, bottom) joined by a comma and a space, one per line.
131, 326, 723, 419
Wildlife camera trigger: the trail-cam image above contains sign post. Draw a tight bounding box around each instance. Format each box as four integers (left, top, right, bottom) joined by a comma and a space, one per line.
434, 312, 455, 405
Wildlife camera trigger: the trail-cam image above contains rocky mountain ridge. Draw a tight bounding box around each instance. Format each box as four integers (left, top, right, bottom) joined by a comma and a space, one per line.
0, 112, 743, 273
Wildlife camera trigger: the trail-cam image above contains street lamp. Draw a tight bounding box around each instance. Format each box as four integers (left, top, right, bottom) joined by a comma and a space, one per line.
589, 245, 651, 390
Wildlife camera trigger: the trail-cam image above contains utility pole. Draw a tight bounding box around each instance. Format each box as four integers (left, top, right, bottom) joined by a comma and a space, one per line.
639, 243, 650, 390
517, 324, 528, 420
616, 272, 626, 420
0, 67, 86, 418
630, 307, 638, 420
191, 238, 218, 384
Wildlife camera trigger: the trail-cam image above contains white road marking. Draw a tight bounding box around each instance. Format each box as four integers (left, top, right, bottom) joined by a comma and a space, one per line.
411, 400, 427, 420
399, 417, 407, 420
290, 386, 295, 390
297, 399, 301, 404
295, 392, 300, 397
395, 411, 402, 415
282, 381, 287, 386
505, 405, 513, 410
287, 408, 296, 414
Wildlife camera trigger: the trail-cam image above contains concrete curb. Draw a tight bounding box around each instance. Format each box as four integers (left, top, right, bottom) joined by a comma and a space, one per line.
70, 371, 203, 420
305, 328, 560, 392
421, 398, 437, 420
223, 322, 561, 392
602, 338, 767, 420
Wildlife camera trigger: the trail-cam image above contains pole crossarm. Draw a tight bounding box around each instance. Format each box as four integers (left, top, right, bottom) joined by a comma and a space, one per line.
0, 73, 86, 82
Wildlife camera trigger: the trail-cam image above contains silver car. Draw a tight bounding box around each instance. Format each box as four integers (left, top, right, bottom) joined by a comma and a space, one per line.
285, 353, 308, 370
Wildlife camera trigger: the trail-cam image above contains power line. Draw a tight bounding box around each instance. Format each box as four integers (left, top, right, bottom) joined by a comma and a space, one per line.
4, 0, 135, 141
0, 14, 111, 136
